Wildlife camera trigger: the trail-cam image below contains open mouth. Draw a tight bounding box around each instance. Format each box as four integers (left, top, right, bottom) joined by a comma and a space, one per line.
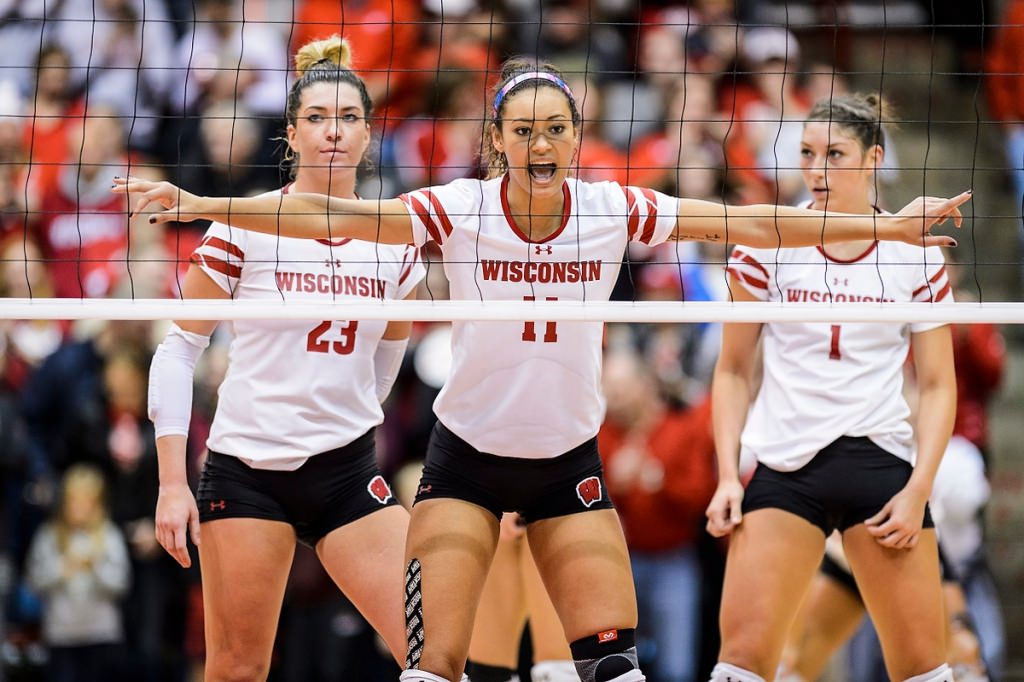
528, 162, 557, 181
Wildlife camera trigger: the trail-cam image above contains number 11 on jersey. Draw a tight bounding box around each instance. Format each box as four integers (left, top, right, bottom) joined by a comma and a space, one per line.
522, 296, 558, 343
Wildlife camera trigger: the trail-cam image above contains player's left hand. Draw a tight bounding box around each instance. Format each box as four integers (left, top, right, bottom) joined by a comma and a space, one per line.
864, 486, 929, 549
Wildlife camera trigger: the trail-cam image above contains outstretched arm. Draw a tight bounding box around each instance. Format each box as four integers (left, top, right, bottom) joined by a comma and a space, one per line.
112, 177, 415, 245
672, 192, 971, 249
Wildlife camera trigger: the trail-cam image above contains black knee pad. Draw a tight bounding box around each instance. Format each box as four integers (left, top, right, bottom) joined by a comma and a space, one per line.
570, 628, 641, 682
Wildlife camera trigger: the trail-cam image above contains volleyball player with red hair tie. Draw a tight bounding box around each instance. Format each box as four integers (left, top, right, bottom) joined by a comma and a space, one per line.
116, 59, 968, 682
707, 93, 957, 682
143, 36, 423, 680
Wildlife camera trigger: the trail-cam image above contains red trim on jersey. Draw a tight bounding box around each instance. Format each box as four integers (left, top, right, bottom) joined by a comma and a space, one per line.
424, 190, 454, 238
198, 236, 244, 260
624, 187, 639, 239
639, 187, 658, 244
317, 237, 353, 247
402, 193, 443, 244
929, 265, 948, 284
932, 281, 952, 302
816, 241, 878, 263
398, 246, 418, 286
500, 174, 571, 244
730, 249, 770, 279
725, 266, 768, 290
191, 253, 241, 279
913, 267, 949, 299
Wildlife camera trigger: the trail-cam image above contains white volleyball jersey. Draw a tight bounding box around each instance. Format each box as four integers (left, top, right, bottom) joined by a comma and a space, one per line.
192, 187, 424, 470
727, 240, 952, 472
400, 175, 678, 458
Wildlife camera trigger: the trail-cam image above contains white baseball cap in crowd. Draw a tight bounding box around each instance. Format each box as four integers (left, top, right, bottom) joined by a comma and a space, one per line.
742, 26, 801, 64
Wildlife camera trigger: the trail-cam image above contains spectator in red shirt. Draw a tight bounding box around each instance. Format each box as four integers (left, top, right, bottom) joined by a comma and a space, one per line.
945, 255, 1005, 458
31, 106, 141, 298
985, 0, 1024, 268
599, 349, 716, 682
291, 0, 423, 124
565, 75, 629, 185
629, 72, 727, 195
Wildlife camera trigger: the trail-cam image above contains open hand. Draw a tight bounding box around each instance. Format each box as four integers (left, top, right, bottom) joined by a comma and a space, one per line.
888, 191, 971, 248
111, 176, 203, 224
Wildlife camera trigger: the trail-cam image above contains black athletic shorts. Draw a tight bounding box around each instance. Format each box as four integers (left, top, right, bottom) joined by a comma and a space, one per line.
742, 436, 935, 536
820, 552, 861, 599
414, 421, 615, 522
197, 429, 398, 548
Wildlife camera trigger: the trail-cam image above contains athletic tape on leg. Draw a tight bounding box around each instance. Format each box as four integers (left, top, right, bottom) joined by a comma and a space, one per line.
405, 558, 425, 669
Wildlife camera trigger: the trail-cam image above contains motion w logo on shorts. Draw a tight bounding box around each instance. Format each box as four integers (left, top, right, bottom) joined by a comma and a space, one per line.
576, 476, 603, 507
367, 475, 393, 504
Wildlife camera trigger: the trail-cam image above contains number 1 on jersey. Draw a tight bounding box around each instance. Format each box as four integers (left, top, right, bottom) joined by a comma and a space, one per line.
522, 296, 558, 343
829, 324, 842, 360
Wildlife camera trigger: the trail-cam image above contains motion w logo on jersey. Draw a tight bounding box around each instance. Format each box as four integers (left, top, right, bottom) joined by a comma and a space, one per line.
367, 475, 393, 504
576, 476, 603, 507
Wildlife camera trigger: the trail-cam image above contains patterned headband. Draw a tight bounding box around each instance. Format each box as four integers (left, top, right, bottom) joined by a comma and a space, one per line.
492, 72, 576, 118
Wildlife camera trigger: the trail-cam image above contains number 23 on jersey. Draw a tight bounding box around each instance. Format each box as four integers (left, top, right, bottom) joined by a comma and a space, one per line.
307, 320, 359, 355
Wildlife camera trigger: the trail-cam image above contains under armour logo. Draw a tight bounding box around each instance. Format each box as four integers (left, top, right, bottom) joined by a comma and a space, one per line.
833, 277, 849, 286
324, 258, 343, 268
209, 500, 226, 511
535, 245, 553, 255
418, 484, 432, 495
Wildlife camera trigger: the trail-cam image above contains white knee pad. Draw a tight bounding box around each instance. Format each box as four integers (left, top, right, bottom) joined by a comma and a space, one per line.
532, 661, 581, 682
400, 670, 452, 682
709, 662, 767, 682
902, 664, 953, 682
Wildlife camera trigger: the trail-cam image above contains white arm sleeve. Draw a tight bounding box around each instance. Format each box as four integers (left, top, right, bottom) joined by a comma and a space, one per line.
148, 324, 211, 438
373, 338, 408, 403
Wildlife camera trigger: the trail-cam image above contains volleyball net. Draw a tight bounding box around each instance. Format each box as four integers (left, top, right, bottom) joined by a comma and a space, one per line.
0, 1, 1017, 323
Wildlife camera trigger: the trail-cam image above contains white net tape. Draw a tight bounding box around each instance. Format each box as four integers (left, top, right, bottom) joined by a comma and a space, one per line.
1, 298, 1019, 324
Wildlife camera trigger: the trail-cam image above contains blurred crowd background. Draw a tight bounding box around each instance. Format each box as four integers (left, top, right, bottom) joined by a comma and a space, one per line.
0, 0, 1021, 680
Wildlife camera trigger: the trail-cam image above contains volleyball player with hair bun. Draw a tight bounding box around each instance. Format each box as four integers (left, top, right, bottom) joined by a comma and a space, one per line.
707, 93, 958, 682
116, 58, 969, 682
143, 36, 423, 679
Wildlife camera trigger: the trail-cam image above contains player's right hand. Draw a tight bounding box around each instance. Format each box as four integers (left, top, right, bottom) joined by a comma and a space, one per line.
155, 483, 201, 568
111, 176, 203, 224
705, 478, 745, 537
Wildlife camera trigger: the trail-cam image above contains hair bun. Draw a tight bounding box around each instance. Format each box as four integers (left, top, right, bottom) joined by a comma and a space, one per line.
294, 35, 353, 77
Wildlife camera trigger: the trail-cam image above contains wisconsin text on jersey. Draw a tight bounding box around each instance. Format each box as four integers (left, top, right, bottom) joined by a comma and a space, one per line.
479, 259, 603, 283
274, 271, 387, 297
785, 288, 896, 303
